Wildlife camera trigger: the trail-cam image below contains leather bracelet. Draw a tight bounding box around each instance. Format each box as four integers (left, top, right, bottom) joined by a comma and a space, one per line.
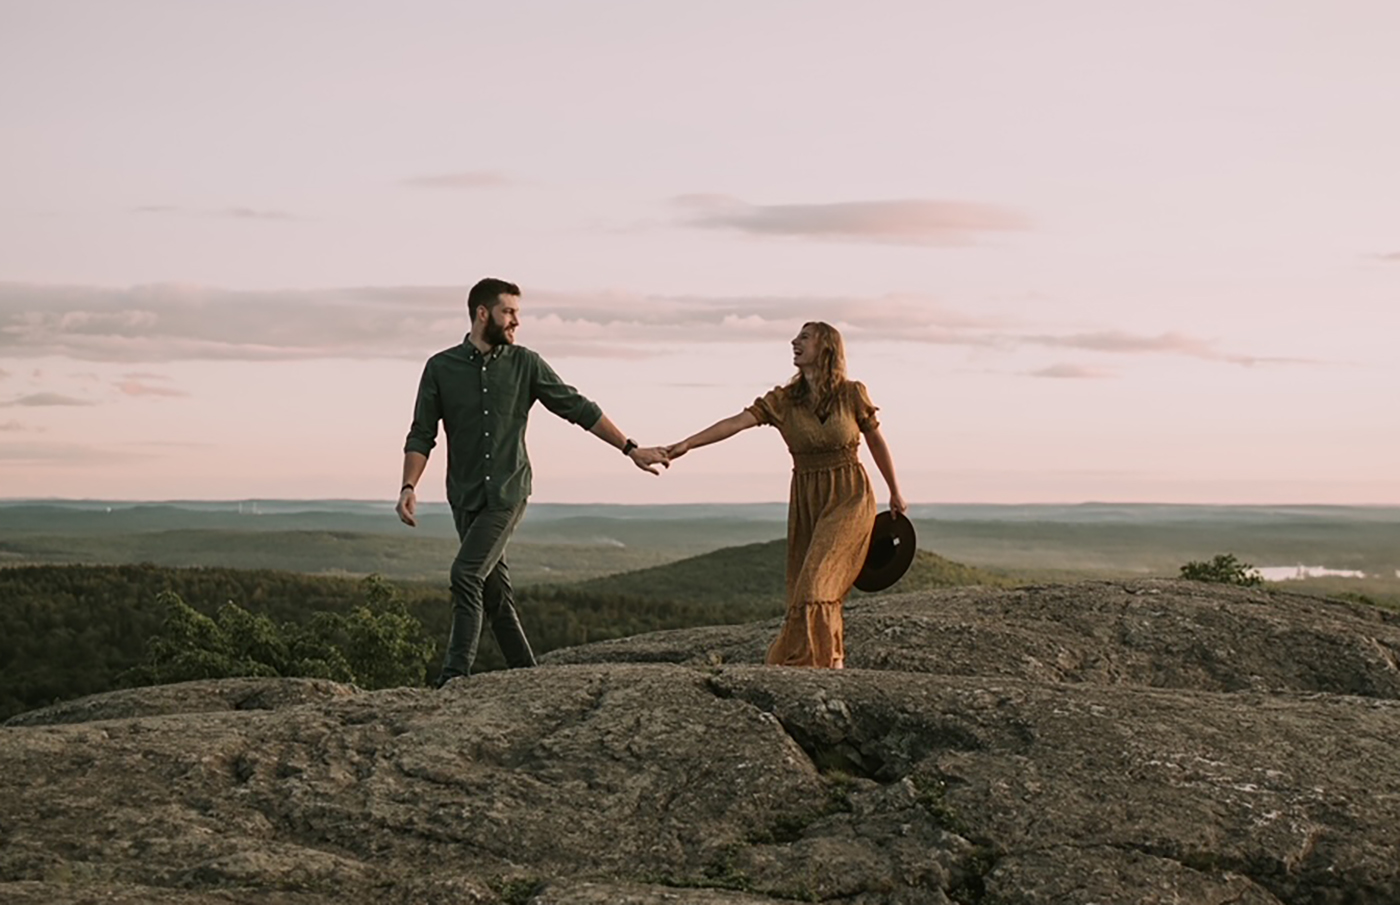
621, 439, 638, 456
400, 483, 415, 493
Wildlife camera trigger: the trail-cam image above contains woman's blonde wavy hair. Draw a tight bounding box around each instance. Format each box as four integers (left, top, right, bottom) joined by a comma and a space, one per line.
785, 321, 847, 420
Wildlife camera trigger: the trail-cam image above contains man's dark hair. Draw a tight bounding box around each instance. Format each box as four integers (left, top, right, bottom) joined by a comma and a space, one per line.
467, 277, 521, 321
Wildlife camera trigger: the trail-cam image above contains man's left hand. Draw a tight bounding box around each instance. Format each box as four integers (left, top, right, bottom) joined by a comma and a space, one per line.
396, 487, 418, 527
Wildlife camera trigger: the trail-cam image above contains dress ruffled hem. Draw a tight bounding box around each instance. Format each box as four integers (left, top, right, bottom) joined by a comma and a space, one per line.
765, 599, 846, 668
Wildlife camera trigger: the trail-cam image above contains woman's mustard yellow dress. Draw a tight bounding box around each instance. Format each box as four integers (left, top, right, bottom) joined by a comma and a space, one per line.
745, 380, 880, 667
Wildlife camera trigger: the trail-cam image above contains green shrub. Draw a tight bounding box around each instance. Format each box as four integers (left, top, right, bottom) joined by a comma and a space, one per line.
121, 575, 433, 689
1179, 553, 1263, 587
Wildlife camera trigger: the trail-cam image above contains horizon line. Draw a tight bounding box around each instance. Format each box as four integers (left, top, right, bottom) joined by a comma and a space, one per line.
3, 497, 1399, 509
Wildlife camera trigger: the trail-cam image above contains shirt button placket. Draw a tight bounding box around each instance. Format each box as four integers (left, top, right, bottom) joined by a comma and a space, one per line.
483, 358, 491, 487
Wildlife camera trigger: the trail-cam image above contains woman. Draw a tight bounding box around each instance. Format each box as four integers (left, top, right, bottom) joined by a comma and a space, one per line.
666, 322, 907, 668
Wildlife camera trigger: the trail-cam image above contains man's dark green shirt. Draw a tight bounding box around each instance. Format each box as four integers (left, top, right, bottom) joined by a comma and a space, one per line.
405, 340, 602, 512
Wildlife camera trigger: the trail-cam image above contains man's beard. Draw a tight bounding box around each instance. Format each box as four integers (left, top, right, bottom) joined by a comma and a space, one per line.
484, 316, 513, 346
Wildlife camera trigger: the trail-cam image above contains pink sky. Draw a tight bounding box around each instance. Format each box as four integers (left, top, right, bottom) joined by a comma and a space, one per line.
2, 1, 1398, 505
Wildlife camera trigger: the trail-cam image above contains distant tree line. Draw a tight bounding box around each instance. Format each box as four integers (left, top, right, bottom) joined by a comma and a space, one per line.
6, 547, 1297, 721
0, 562, 784, 721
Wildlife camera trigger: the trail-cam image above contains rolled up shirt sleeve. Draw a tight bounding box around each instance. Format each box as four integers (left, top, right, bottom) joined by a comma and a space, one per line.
531, 353, 603, 430
404, 360, 441, 456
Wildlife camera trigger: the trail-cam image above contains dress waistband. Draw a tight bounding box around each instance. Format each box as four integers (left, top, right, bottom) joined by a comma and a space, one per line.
791, 445, 860, 473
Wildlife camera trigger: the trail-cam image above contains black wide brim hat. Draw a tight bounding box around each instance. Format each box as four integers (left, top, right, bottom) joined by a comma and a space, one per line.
854, 510, 917, 592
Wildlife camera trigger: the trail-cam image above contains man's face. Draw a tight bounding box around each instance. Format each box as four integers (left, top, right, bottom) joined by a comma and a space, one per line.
482, 294, 521, 346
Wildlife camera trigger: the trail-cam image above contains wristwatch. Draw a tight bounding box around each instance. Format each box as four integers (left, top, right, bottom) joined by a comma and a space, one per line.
621, 439, 638, 456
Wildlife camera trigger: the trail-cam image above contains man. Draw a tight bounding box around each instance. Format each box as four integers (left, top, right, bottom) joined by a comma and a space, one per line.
397, 277, 668, 686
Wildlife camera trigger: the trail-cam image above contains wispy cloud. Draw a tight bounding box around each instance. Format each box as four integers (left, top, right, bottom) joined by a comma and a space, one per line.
399, 170, 512, 189
1028, 363, 1115, 379
0, 442, 150, 465
119, 439, 213, 449
0, 420, 30, 431
1027, 330, 1215, 356
1, 392, 94, 407
0, 282, 1003, 362
0, 281, 1311, 368
115, 378, 187, 398
224, 207, 299, 221
673, 195, 1029, 246
1373, 251, 1400, 262
132, 205, 300, 221
1021, 330, 1321, 367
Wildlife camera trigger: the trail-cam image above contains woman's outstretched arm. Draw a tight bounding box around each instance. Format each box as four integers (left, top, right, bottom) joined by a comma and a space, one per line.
667, 410, 760, 459
863, 425, 908, 517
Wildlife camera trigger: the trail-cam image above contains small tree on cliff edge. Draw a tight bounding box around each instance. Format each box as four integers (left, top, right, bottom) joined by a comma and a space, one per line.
1179, 553, 1264, 587
122, 574, 433, 688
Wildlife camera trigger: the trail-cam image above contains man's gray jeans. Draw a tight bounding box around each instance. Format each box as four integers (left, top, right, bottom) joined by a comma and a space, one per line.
438, 501, 536, 685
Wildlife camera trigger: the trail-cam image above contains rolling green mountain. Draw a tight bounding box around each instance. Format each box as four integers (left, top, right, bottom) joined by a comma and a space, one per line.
565, 538, 1010, 607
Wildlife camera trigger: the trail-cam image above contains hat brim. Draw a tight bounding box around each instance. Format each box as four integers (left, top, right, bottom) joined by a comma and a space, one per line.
854, 510, 917, 592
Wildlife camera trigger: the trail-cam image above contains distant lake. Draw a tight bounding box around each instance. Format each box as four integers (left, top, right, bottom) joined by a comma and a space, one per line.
1259, 565, 1368, 581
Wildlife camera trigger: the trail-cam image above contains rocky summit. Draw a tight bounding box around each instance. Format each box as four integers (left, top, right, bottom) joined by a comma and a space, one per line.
3, 579, 1399, 905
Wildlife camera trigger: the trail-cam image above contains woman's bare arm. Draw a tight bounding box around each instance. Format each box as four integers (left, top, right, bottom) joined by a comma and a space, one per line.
666, 410, 760, 459
864, 425, 908, 517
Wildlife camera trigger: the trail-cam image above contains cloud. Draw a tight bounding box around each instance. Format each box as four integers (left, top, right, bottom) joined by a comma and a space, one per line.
399, 170, 512, 189
0, 367, 8, 379
0, 282, 1003, 362
1028, 364, 1115, 379
1374, 251, 1400, 262
1022, 330, 1322, 367
673, 195, 1029, 245
1, 392, 94, 407
1027, 330, 1215, 356
0, 442, 150, 465
0, 281, 1307, 368
119, 439, 213, 449
133, 205, 300, 221
222, 207, 299, 221
0, 420, 29, 431
115, 379, 187, 398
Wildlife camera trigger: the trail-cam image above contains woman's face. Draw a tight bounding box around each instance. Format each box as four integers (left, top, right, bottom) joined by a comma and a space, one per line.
792, 326, 819, 368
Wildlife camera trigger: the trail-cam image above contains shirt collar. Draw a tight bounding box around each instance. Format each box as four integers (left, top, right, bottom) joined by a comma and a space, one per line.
463, 337, 508, 362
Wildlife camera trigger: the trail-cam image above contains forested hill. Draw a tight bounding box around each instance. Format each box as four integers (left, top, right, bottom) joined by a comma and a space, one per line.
567, 538, 1009, 606
0, 564, 404, 720
0, 543, 1007, 722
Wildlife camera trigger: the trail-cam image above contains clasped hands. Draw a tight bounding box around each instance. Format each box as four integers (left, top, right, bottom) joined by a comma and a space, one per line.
626, 439, 694, 475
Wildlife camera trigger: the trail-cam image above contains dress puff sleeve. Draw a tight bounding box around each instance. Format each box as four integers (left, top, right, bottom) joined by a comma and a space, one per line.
745, 385, 787, 427
851, 381, 880, 433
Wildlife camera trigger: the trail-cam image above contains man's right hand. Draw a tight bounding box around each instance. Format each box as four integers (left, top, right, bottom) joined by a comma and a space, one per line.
396, 487, 418, 527
628, 445, 671, 475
